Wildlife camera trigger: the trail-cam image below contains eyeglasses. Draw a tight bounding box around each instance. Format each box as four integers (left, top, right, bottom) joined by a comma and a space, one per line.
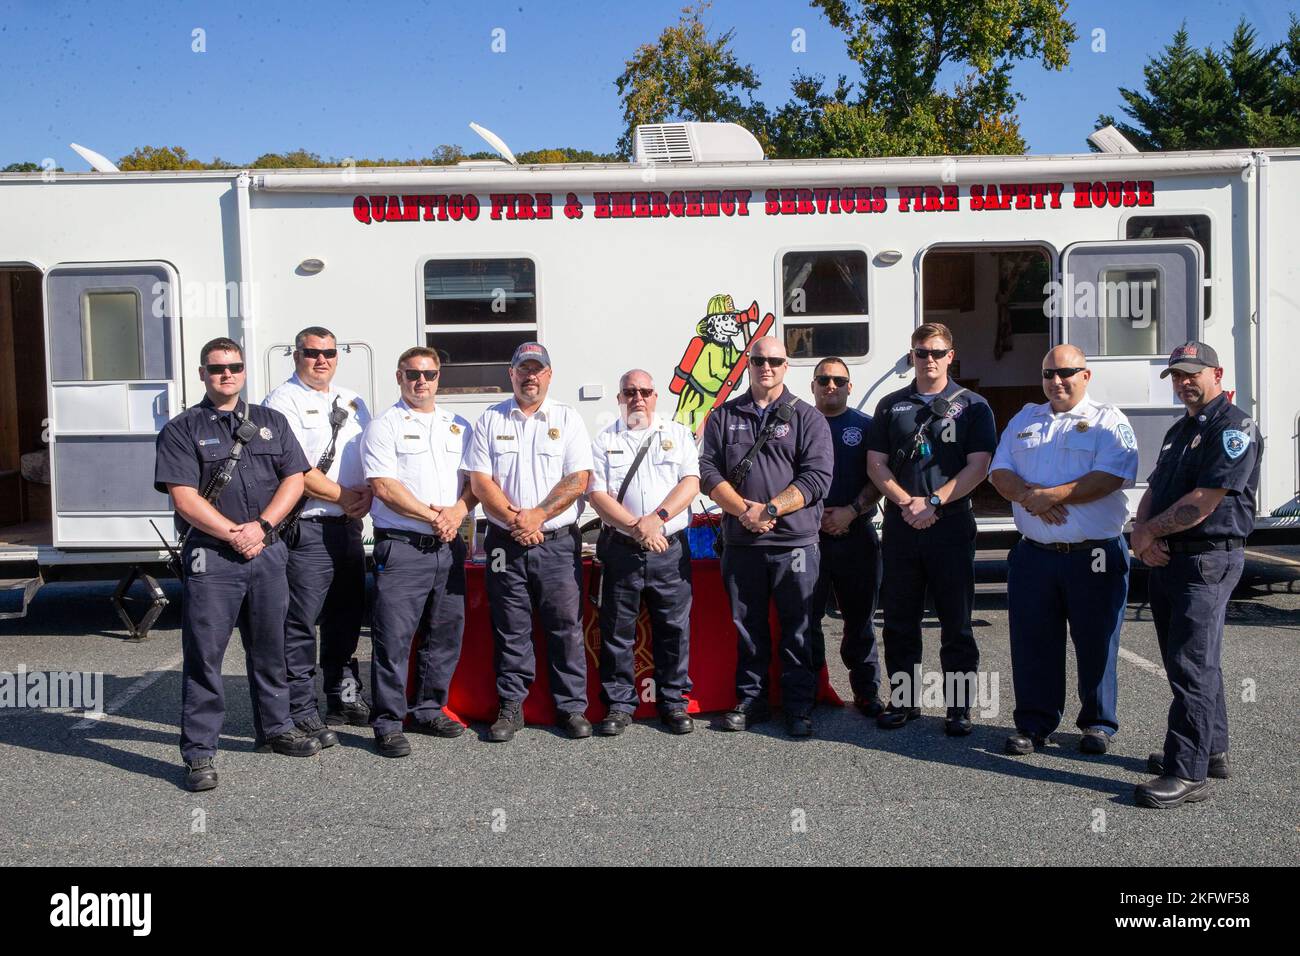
299, 348, 337, 360
815, 375, 849, 387
749, 356, 786, 367
1042, 367, 1086, 380
205, 363, 245, 375
913, 348, 951, 360
621, 387, 655, 399
402, 368, 440, 382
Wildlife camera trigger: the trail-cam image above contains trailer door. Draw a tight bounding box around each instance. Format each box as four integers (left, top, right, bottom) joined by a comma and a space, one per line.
1058, 239, 1204, 485
44, 262, 181, 548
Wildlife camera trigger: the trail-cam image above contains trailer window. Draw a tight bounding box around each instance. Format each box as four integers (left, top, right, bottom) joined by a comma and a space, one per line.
1099, 267, 1162, 355
780, 250, 869, 359
423, 258, 537, 393
1125, 215, 1211, 318
82, 290, 143, 380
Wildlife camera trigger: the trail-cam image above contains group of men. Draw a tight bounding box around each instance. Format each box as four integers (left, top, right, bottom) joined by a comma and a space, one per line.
155, 322, 1260, 811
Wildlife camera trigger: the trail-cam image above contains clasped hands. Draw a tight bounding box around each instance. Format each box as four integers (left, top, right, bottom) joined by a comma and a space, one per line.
338, 485, 373, 520
820, 505, 857, 537
739, 500, 777, 534
620, 512, 671, 553
227, 521, 267, 560
1128, 521, 1170, 567
1016, 483, 1070, 526
427, 500, 469, 543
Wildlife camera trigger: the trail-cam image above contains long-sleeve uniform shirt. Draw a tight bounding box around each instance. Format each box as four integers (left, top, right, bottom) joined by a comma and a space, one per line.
698, 386, 834, 548
990, 395, 1139, 543
263, 373, 371, 519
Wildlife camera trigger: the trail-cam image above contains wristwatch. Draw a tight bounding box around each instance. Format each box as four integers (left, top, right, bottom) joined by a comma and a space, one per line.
851, 500, 864, 515
655, 507, 670, 522
257, 517, 275, 542
764, 502, 779, 519
927, 494, 943, 509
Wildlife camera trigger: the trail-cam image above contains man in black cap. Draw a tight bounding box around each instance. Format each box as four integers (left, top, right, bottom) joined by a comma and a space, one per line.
1130, 341, 1261, 809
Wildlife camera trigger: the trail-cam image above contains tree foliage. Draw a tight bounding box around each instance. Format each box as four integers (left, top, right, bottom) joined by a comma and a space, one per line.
1095, 16, 1300, 150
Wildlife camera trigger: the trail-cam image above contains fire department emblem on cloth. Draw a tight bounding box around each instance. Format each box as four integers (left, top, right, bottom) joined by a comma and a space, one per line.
773, 424, 791, 439
449, 424, 461, 434
1076, 421, 1089, 432
548, 428, 560, 440
661, 439, 674, 451
259, 427, 272, 440
1223, 429, 1250, 459
842, 427, 863, 446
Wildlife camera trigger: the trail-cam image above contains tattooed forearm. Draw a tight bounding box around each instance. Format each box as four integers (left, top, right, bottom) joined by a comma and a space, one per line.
1145, 502, 1208, 538
770, 484, 806, 516
853, 481, 882, 513
538, 471, 590, 518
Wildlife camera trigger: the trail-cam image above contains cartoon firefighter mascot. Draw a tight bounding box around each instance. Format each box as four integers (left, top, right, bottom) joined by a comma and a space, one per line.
670, 294, 768, 435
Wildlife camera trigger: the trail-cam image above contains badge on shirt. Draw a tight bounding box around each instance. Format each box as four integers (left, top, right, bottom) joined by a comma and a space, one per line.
548, 427, 560, 440
1222, 429, 1250, 459
1190, 434, 1202, 450
841, 427, 863, 447
773, 424, 791, 439
661, 439, 674, 451
449, 424, 461, 434
259, 427, 273, 440
1075, 421, 1089, 432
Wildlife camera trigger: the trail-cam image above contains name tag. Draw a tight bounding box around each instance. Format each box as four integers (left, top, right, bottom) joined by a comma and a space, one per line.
305, 409, 320, 416
608, 449, 625, 455
495, 434, 515, 441
1016, 431, 1032, 439
402, 434, 420, 440
198, 438, 219, 446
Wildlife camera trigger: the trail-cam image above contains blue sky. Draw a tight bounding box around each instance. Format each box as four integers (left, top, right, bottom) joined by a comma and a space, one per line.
1, 0, 1296, 168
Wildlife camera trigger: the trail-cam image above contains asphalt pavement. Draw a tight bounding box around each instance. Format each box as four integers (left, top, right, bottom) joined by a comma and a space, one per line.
1, 548, 1296, 866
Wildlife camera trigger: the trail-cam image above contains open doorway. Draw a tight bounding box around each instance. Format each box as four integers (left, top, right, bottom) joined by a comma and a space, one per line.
920, 244, 1053, 517
0, 267, 51, 547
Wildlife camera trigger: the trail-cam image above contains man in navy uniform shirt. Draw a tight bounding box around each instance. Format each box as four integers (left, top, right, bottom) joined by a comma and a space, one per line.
698, 336, 833, 737
807, 357, 883, 717
154, 337, 319, 792
1130, 341, 1261, 809
866, 323, 996, 736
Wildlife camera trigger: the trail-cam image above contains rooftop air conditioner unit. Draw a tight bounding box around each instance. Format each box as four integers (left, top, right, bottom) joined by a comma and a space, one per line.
633, 122, 764, 164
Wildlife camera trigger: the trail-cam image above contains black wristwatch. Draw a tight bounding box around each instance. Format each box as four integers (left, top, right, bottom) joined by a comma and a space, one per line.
927, 494, 943, 513
257, 517, 275, 542
764, 502, 779, 519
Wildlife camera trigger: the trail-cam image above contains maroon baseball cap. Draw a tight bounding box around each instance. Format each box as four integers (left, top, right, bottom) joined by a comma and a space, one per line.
510, 341, 551, 368
1160, 341, 1220, 378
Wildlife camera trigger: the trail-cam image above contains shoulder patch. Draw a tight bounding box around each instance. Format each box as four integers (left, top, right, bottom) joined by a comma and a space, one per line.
1116, 423, 1137, 451
1222, 429, 1251, 460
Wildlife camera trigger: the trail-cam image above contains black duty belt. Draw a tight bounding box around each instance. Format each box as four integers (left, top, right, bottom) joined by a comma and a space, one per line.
375, 528, 448, 551
1165, 538, 1246, 554
301, 514, 353, 525
1023, 536, 1116, 553
486, 524, 576, 543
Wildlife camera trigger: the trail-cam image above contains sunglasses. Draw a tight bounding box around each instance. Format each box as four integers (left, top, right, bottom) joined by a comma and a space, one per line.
749, 356, 786, 368
1042, 367, 1086, 380
402, 368, 440, 382
815, 375, 849, 387
621, 387, 654, 399
913, 348, 951, 360
299, 347, 337, 359
205, 363, 245, 375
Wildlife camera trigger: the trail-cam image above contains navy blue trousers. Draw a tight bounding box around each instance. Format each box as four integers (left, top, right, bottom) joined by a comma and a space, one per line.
1148, 549, 1241, 781
368, 534, 466, 736
179, 537, 294, 761
284, 517, 366, 721
484, 525, 587, 712
597, 532, 693, 714
809, 521, 882, 702
879, 507, 978, 707
721, 543, 820, 715
1007, 536, 1128, 737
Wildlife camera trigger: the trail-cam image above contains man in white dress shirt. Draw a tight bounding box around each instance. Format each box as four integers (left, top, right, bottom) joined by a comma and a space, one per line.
587, 369, 700, 736
362, 346, 476, 758
263, 326, 372, 743
989, 344, 1139, 757
464, 342, 594, 742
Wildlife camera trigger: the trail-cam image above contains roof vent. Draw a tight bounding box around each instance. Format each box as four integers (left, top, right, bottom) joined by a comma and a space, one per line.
633, 122, 763, 164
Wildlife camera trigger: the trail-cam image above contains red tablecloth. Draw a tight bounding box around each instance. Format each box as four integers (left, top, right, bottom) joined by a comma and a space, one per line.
410, 558, 843, 725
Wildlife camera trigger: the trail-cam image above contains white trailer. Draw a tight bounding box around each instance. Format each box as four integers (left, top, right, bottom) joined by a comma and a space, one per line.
2, 123, 1297, 621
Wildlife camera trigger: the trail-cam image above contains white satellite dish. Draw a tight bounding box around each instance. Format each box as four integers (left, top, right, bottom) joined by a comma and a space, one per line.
469, 122, 518, 165
69, 143, 120, 172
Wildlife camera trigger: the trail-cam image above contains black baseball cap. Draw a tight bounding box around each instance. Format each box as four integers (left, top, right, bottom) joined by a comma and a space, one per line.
510, 342, 551, 368
1160, 341, 1220, 378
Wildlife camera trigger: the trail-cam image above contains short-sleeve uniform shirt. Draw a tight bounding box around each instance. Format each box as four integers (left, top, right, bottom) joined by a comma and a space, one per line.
990, 395, 1139, 542
263, 373, 371, 518
866, 379, 997, 501
590, 414, 700, 537
824, 407, 873, 509
362, 399, 471, 534
153, 397, 310, 536
1147, 393, 1262, 541
463, 397, 593, 531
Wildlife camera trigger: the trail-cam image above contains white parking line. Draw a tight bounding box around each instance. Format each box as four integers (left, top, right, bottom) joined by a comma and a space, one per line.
1248, 549, 1300, 567
70, 652, 184, 731
1118, 646, 1166, 679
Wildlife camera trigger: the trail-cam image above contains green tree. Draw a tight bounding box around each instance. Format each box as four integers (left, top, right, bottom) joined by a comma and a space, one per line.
1095, 16, 1300, 150
3, 162, 42, 172
614, 2, 768, 158
116, 145, 208, 170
